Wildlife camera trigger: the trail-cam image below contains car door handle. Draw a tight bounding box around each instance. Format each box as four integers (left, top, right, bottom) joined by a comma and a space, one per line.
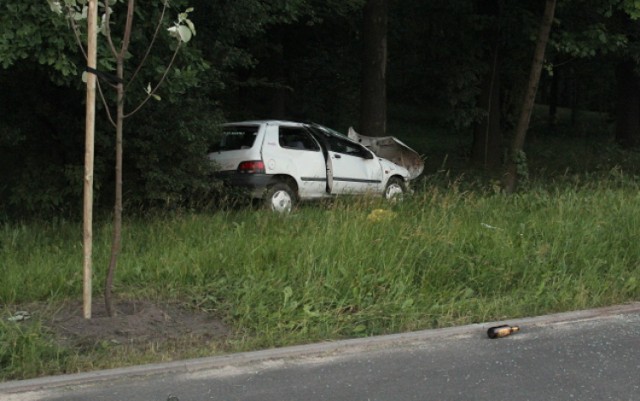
334, 154, 341, 159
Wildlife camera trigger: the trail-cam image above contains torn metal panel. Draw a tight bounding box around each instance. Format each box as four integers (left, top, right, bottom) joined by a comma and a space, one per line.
348, 127, 424, 180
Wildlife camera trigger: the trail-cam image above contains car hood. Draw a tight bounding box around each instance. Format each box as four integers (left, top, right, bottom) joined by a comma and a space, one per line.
348, 127, 424, 180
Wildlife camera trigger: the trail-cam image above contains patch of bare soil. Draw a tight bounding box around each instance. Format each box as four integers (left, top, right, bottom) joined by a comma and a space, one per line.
46, 300, 230, 349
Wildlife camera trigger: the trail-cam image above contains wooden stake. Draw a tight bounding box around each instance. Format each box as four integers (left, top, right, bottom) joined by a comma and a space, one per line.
83, 0, 98, 319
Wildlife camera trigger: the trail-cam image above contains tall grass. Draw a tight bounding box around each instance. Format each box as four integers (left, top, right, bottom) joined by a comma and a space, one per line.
0, 315, 70, 380
2, 171, 640, 380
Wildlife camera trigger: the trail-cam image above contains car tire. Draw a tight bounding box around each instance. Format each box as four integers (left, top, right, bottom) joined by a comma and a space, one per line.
264, 182, 296, 213
384, 177, 405, 201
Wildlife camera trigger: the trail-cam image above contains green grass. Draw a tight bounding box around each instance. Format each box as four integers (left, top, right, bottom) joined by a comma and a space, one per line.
2, 174, 640, 380
2, 105, 640, 381
0, 306, 75, 380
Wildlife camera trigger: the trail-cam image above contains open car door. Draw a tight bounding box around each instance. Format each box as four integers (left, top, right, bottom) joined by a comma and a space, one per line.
308, 125, 382, 194
348, 127, 424, 180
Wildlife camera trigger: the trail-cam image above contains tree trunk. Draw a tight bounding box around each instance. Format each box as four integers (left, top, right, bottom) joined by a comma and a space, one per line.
503, 0, 556, 194
105, 60, 125, 318
472, 47, 502, 170
271, 26, 288, 119
104, 0, 134, 318
359, 0, 388, 137
548, 63, 559, 130
471, 0, 502, 170
614, 60, 640, 148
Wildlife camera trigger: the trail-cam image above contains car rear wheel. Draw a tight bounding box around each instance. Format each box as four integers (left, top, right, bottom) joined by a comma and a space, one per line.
384, 177, 405, 201
264, 182, 296, 213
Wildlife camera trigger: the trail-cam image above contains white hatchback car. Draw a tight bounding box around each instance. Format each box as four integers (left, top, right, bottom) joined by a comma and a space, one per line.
208, 120, 423, 212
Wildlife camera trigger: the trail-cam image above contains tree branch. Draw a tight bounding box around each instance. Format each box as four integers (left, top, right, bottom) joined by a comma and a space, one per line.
127, 0, 170, 91
97, 80, 117, 128
64, 5, 88, 60
63, 4, 116, 127
103, 2, 119, 58
124, 41, 182, 118
119, 0, 136, 59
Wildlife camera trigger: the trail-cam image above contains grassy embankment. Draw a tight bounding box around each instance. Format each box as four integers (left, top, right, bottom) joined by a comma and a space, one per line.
1, 106, 639, 381
2, 176, 640, 380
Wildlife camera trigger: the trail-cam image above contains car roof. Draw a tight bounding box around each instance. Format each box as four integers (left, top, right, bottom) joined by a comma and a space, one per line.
222, 120, 356, 143
223, 120, 308, 128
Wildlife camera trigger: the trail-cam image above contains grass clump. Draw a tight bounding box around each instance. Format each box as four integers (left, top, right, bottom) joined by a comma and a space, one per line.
0, 315, 69, 380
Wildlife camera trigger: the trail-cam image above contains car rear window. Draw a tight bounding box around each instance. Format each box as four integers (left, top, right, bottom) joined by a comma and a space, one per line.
210, 126, 259, 151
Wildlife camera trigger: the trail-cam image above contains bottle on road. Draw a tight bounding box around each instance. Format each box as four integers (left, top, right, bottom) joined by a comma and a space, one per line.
487, 324, 520, 339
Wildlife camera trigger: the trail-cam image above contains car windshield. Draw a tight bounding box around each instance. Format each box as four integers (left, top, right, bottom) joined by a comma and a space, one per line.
310, 124, 348, 140
308, 124, 371, 157
210, 126, 259, 152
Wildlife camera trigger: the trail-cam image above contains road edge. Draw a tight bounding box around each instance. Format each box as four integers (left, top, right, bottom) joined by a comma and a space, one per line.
2, 302, 639, 394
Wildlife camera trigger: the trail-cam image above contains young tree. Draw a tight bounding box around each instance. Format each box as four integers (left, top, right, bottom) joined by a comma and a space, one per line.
52, 0, 195, 317
503, 0, 557, 193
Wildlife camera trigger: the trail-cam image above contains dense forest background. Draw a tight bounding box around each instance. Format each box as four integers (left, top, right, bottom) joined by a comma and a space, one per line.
2, 0, 640, 220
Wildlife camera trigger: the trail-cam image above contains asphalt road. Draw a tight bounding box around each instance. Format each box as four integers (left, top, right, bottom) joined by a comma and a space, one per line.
2, 303, 640, 401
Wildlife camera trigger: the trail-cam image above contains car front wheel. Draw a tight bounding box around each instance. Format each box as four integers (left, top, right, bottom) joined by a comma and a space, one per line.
384, 177, 405, 201
264, 182, 296, 213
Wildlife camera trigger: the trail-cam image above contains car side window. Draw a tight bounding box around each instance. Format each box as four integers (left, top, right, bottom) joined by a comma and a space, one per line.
326, 135, 371, 158
279, 127, 320, 151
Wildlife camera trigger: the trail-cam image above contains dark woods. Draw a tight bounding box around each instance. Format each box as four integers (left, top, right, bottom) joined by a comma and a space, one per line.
1, 0, 637, 219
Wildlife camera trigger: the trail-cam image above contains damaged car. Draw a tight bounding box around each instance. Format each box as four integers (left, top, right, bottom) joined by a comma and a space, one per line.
208, 120, 424, 212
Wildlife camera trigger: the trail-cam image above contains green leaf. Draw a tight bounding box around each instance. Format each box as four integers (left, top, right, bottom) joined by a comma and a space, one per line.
177, 25, 192, 43
167, 25, 190, 42
98, 13, 108, 35
186, 20, 196, 36
144, 82, 161, 100
73, 6, 88, 21
47, 0, 63, 14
